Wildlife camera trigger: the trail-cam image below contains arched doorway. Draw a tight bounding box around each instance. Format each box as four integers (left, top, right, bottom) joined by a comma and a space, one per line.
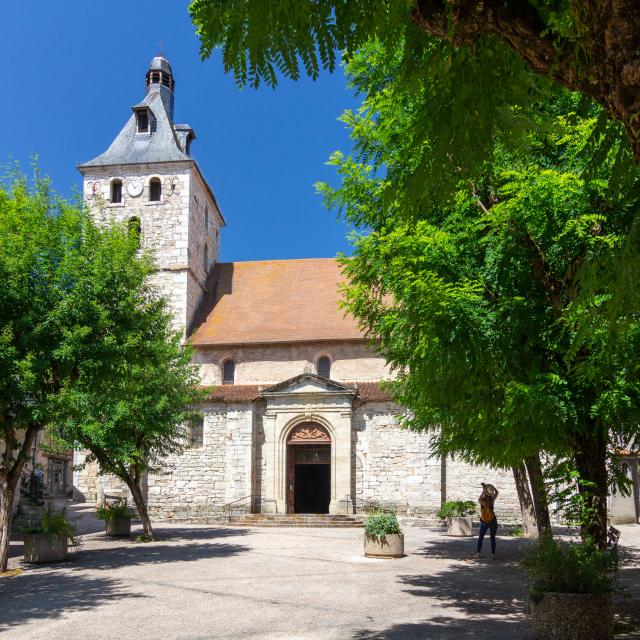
286, 423, 331, 514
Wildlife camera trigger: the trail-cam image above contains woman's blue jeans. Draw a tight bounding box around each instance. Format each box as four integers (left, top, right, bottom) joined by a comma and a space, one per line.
477, 519, 498, 554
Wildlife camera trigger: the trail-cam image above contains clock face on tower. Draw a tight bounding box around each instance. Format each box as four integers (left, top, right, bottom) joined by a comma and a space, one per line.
127, 179, 143, 197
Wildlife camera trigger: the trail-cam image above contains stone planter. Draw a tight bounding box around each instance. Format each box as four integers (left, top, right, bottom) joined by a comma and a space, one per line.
446, 516, 473, 536
106, 517, 132, 537
364, 534, 404, 558
531, 593, 613, 640
23, 533, 68, 563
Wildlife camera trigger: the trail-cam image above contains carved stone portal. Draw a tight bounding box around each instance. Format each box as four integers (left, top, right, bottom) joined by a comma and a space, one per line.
287, 422, 330, 443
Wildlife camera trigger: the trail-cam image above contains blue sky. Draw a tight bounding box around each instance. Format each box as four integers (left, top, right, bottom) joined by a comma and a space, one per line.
0, 1, 360, 261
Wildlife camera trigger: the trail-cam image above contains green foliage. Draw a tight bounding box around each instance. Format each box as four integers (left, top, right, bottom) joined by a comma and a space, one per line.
0, 166, 200, 552
190, 1, 636, 197
20, 506, 77, 542
364, 511, 402, 539
436, 500, 476, 518
49, 203, 202, 486
523, 536, 618, 602
95, 499, 132, 521
508, 525, 525, 538
318, 48, 640, 475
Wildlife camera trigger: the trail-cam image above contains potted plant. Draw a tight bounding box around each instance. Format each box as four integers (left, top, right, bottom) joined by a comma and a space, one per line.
21, 506, 78, 563
437, 500, 477, 536
524, 536, 618, 640
96, 498, 133, 536
364, 511, 404, 558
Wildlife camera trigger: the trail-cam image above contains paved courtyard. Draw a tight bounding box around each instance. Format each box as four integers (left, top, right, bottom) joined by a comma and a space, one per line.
1, 508, 639, 640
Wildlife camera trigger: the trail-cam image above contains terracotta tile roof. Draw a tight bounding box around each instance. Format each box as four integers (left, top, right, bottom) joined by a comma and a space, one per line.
202, 385, 261, 403
352, 381, 392, 402
189, 258, 364, 346
200, 381, 392, 403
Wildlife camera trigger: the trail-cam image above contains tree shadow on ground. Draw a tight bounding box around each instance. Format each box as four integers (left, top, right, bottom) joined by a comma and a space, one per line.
147, 525, 252, 542
617, 547, 640, 633
0, 570, 146, 631
399, 552, 528, 618
413, 532, 532, 565
70, 537, 251, 570
353, 617, 531, 640
377, 534, 532, 637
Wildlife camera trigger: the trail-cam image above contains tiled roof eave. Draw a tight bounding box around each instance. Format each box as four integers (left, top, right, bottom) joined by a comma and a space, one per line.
190, 336, 368, 348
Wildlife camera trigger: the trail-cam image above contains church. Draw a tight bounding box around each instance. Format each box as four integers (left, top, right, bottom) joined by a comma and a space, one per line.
74, 55, 521, 522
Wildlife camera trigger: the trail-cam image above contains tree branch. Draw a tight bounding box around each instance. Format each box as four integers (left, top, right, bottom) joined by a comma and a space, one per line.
411, 0, 640, 160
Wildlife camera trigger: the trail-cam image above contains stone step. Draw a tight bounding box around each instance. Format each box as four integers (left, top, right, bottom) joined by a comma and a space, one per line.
228, 514, 364, 528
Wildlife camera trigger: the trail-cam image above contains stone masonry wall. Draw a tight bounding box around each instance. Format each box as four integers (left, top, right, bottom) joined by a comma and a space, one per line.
353, 402, 521, 520
146, 402, 254, 520
82, 162, 222, 338
193, 341, 392, 385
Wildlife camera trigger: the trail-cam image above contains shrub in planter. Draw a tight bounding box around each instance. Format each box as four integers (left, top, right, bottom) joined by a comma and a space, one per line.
523, 536, 618, 640
364, 511, 404, 558
96, 499, 132, 536
436, 500, 476, 536
21, 506, 78, 563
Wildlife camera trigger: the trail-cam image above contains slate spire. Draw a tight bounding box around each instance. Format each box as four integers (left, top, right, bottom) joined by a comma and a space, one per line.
78, 54, 196, 169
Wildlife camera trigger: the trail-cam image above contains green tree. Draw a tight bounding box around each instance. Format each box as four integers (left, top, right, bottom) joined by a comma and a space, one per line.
317, 53, 640, 546
0, 172, 198, 571
0, 172, 82, 572
190, 0, 640, 161
50, 220, 201, 540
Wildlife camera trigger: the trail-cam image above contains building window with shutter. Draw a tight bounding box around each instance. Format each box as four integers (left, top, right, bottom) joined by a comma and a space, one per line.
223, 359, 235, 385
188, 417, 204, 448
317, 356, 331, 379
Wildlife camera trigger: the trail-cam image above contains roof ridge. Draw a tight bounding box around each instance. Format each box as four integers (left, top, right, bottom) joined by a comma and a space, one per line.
215, 257, 343, 266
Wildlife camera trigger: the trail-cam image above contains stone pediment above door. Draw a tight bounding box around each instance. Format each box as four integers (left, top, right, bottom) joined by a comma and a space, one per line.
260, 373, 357, 398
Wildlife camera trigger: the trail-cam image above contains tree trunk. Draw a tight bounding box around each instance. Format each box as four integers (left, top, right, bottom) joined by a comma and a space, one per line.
1, 423, 41, 572
525, 454, 552, 536
0, 481, 16, 572
124, 474, 154, 540
512, 463, 538, 537
573, 425, 608, 549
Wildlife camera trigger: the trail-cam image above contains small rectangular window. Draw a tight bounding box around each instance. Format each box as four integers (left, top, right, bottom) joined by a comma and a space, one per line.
188, 418, 204, 448
149, 179, 161, 202
137, 111, 149, 133
111, 181, 122, 204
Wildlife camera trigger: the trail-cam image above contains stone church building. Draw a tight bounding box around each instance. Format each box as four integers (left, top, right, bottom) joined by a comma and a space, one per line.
74, 55, 522, 521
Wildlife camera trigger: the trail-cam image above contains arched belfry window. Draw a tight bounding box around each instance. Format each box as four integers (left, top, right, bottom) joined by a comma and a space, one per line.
111, 179, 122, 204
128, 217, 141, 248
317, 356, 331, 379
222, 359, 235, 385
149, 178, 161, 202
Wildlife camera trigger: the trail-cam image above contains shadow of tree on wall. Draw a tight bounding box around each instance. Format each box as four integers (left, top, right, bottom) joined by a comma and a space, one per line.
0, 570, 146, 632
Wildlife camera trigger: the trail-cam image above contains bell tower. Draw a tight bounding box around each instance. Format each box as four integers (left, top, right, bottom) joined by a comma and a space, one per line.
78, 55, 225, 338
